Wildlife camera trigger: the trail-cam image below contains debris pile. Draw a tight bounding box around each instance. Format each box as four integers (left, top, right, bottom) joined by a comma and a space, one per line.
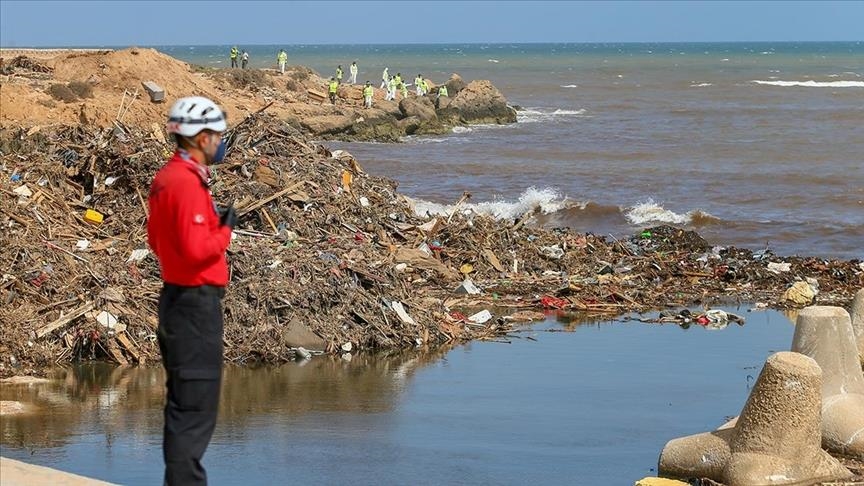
1, 115, 862, 376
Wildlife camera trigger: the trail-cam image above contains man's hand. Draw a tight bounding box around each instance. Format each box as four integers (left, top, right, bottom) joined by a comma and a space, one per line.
218, 204, 237, 229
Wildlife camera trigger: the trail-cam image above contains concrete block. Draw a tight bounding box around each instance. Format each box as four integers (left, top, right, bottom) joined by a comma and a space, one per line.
852, 289, 864, 365
659, 352, 853, 485
793, 305, 864, 458
141, 81, 164, 102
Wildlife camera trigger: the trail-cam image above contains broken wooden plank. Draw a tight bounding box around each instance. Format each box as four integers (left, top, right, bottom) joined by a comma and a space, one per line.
36, 302, 95, 338
483, 248, 506, 273
237, 181, 307, 216
116, 331, 142, 364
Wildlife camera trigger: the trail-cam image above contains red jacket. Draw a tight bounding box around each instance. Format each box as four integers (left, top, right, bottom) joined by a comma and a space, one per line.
147, 150, 232, 287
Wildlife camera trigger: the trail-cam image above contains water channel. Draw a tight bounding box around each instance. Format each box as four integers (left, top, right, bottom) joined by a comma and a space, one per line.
0, 306, 797, 485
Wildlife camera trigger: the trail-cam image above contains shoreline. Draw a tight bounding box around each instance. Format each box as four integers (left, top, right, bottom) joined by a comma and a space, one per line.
1, 47, 862, 378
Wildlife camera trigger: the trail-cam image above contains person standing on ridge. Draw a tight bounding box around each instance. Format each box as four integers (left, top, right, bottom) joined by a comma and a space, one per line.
328, 77, 339, 104
363, 81, 374, 108
380, 67, 389, 89
386, 75, 398, 101
399, 78, 408, 100
230, 46, 239, 68
277, 49, 288, 75
414, 74, 424, 96
148, 96, 234, 486
437, 84, 448, 99
422, 77, 430, 96
394, 73, 403, 98
241, 50, 249, 69
349, 61, 358, 84
335, 65, 343, 84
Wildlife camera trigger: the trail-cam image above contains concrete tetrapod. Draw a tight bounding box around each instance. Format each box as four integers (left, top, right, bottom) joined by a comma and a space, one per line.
851, 289, 864, 366
658, 352, 852, 485
792, 305, 864, 458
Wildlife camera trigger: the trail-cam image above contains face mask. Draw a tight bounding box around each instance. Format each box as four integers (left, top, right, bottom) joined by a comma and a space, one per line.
199, 134, 226, 165
211, 138, 226, 164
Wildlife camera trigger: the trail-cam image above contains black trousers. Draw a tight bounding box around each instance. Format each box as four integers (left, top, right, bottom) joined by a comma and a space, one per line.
158, 284, 225, 486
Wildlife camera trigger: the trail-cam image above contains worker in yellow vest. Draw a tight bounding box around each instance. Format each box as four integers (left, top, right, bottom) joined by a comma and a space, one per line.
328, 77, 339, 105
414, 74, 424, 96
422, 78, 430, 96
399, 80, 408, 100
336, 65, 343, 84
230, 46, 239, 68
363, 81, 374, 108
437, 85, 448, 98
277, 50, 288, 74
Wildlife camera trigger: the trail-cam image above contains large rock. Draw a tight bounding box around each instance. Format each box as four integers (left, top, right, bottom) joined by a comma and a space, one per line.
299, 115, 354, 135
439, 80, 516, 125
442, 73, 467, 96
659, 352, 853, 485
792, 305, 864, 457
398, 96, 437, 122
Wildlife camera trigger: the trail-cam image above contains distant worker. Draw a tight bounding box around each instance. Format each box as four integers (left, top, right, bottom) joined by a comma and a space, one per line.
386, 75, 398, 101
363, 81, 374, 108
328, 77, 339, 104
394, 72, 402, 87
230, 46, 239, 68
349, 61, 358, 84
415, 74, 424, 96
277, 49, 288, 74
150, 96, 234, 486
437, 84, 448, 98
381, 67, 389, 89
422, 77, 430, 96
399, 79, 408, 100
335, 65, 343, 84
241, 50, 249, 69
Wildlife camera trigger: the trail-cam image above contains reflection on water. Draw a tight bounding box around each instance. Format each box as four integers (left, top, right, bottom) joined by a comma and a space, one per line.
1, 308, 797, 485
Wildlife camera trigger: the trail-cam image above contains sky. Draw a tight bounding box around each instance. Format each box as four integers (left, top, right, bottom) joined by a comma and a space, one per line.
1, 0, 862, 47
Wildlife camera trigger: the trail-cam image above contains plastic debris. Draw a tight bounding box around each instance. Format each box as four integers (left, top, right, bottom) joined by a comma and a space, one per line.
767, 262, 791, 274
454, 279, 481, 295
467, 310, 493, 324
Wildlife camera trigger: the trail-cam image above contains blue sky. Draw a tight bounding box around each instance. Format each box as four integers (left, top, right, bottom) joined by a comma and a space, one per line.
1, 1, 861, 47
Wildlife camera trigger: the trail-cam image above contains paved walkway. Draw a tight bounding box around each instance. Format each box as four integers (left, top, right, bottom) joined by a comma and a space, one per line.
0, 457, 117, 485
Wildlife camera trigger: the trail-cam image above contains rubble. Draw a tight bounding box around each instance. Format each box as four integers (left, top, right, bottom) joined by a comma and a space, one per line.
1, 115, 862, 376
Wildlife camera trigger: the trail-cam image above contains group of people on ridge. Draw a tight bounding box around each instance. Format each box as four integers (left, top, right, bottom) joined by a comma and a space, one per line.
228, 48, 449, 109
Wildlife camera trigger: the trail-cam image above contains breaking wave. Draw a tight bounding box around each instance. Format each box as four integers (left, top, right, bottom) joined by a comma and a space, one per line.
410, 187, 568, 220
560, 84, 579, 88
690, 83, 713, 87
517, 108, 589, 123
624, 199, 721, 226
751, 80, 864, 88
410, 191, 722, 229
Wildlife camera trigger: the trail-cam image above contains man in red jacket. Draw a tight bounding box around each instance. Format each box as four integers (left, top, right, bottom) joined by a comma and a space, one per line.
148, 96, 235, 486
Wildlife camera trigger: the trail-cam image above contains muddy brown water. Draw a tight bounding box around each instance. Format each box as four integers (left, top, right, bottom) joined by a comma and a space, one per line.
0, 307, 798, 485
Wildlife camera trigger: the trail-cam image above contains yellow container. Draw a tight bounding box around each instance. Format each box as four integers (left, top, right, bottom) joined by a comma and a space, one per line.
84, 209, 104, 224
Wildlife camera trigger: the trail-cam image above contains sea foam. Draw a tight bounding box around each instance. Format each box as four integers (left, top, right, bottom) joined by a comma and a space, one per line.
624, 199, 718, 226
751, 80, 864, 88
410, 187, 568, 221
517, 108, 588, 123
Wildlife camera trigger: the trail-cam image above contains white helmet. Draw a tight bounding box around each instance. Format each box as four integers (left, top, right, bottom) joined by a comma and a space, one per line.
166, 96, 227, 137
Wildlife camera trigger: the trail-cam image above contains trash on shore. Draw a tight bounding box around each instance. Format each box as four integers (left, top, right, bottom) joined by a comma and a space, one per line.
1, 115, 862, 375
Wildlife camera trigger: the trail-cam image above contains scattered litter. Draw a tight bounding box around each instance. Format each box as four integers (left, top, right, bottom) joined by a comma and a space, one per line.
767, 262, 791, 274
390, 301, 416, 325
783, 281, 815, 305
467, 310, 493, 324
13, 185, 33, 198
126, 249, 149, 263
454, 279, 481, 295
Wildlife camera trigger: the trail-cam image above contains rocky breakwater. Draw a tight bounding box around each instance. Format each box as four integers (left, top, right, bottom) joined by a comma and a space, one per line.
287, 74, 517, 142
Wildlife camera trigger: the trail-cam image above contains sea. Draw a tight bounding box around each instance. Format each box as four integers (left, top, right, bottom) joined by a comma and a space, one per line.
158, 42, 864, 260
